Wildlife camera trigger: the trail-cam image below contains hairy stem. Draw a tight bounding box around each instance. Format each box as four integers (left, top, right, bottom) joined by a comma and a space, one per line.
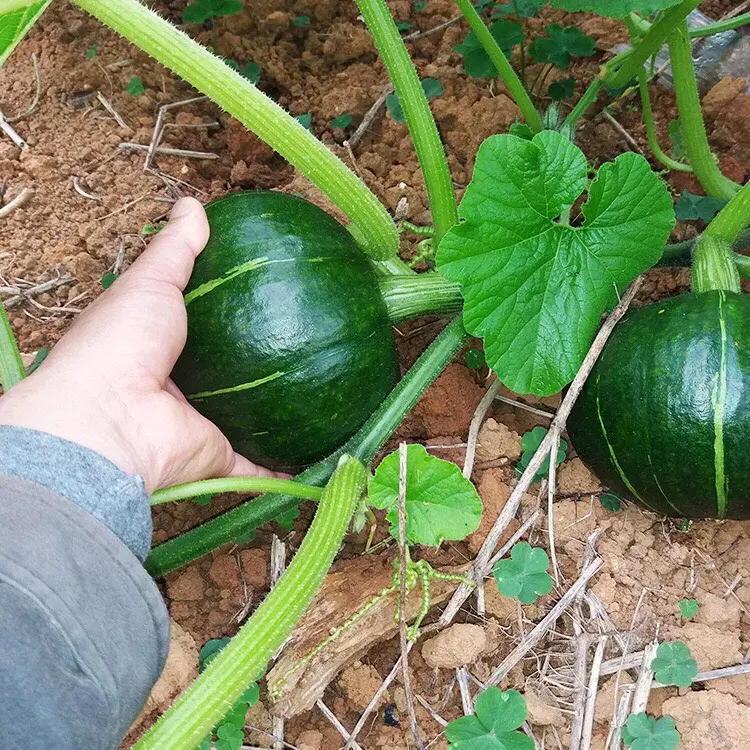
667, 19, 740, 201
72, 0, 398, 259
135, 456, 366, 750
689, 12, 750, 38
454, 0, 543, 133
356, 0, 457, 243
145, 316, 468, 578
657, 228, 750, 273
151, 477, 324, 506
691, 181, 750, 293
0, 306, 25, 392
379, 274, 463, 323
607, 0, 701, 91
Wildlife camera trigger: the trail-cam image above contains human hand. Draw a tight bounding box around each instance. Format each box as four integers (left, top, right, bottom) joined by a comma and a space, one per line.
0, 197, 278, 493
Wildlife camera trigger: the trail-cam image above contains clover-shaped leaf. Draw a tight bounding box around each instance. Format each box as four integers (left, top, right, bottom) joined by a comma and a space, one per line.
600, 493, 622, 512
493, 541, 553, 604
437, 130, 675, 396
651, 641, 698, 687
528, 25, 595, 70
369, 444, 483, 546
547, 0, 682, 16
455, 20, 526, 78
678, 598, 699, 619
493, 0, 546, 18
549, 77, 575, 101
516, 427, 567, 482
674, 190, 727, 223
215, 722, 245, 750
622, 713, 681, 750
199, 637, 231, 671
446, 688, 533, 749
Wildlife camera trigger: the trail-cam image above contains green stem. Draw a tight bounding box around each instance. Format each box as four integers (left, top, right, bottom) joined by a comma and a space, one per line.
135, 456, 366, 750
702, 179, 750, 246
633, 11, 750, 39
379, 274, 463, 323
511, 0, 527, 86
72, 0, 398, 260
151, 477, 323, 506
622, 16, 692, 174
145, 316, 468, 578
691, 180, 750, 293
657, 228, 750, 268
0, 305, 25, 392
454, 0, 543, 133
689, 12, 750, 38
667, 19, 740, 201
607, 0, 701, 91
356, 0, 457, 244
636, 67, 692, 172
564, 74, 606, 130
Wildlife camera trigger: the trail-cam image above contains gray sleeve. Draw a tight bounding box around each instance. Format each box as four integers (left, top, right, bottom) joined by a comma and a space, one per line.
0, 475, 170, 750
0, 426, 152, 562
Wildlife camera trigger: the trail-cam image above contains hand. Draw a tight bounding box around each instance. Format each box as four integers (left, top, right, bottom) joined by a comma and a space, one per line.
0, 198, 278, 493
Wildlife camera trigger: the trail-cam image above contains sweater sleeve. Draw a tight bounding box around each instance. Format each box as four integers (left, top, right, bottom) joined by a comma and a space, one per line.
0, 429, 170, 749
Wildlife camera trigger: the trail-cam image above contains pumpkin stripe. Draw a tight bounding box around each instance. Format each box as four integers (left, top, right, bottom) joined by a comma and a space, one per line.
188, 370, 286, 400
184, 256, 329, 305
594, 381, 648, 506
712, 291, 729, 518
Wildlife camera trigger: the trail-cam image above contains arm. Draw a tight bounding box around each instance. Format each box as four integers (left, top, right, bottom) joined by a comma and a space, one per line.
0, 198, 276, 748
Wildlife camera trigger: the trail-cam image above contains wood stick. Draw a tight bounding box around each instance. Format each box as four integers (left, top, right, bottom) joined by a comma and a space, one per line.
463, 375, 502, 480
344, 84, 394, 149
0, 112, 28, 149
441, 278, 641, 626
486, 558, 603, 687
0, 188, 33, 218
120, 142, 220, 160
580, 637, 607, 750
397, 443, 424, 749
631, 640, 658, 715
316, 700, 363, 750
570, 633, 592, 750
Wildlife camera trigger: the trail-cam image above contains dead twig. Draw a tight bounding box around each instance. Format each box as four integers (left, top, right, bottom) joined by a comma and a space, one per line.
630, 640, 658, 714
403, 13, 463, 41
415, 694, 449, 727
441, 278, 643, 626
570, 633, 592, 750
494, 394, 556, 420
1, 276, 74, 310
398, 442, 424, 749
96, 92, 128, 129
73, 176, 104, 202
600, 111, 645, 155
119, 142, 220, 160
463, 375, 502, 480
580, 637, 607, 750
486, 558, 604, 687
0, 113, 28, 149
0, 188, 33, 218
344, 84, 394, 149
456, 667, 474, 716
144, 96, 208, 171
547, 427, 563, 587
316, 700, 363, 750
7, 53, 42, 123
271, 536, 287, 750
98, 195, 145, 221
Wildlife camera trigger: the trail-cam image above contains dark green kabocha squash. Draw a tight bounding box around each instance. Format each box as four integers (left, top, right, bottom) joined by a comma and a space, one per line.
171, 191, 399, 472
568, 290, 750, 519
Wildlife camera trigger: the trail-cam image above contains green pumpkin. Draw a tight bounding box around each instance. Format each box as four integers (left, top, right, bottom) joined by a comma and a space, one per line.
172, 191, 399, 472
568, 290, 750, 519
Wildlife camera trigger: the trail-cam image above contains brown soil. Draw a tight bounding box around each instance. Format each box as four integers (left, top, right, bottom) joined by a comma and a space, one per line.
2, 1, 750, 749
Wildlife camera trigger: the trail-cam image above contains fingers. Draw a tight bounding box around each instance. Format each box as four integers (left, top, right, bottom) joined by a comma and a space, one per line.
229, 452, 283, 479
127, 197, 209, 291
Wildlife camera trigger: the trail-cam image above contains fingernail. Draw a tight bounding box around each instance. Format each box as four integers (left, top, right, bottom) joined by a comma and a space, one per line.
171, 197, 195, 220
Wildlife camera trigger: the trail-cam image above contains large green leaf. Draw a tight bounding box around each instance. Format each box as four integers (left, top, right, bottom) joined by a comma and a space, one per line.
0, 0, 52, 66
437, 130, 674, 396
547, 0, 682, 17
368, 443, 482, 546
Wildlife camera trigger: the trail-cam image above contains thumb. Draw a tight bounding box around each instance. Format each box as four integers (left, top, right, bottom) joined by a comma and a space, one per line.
127, 197, 210, 291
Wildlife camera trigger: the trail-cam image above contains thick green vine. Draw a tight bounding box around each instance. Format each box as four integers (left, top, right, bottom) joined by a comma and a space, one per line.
135, 455, 367, 750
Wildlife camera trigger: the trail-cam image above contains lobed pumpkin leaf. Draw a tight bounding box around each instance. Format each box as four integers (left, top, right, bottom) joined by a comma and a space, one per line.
546, 0, 682, 17
437, 130, 675, 396
369, 443, 482, 546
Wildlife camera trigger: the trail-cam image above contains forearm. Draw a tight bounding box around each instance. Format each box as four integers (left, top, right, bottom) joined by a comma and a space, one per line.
0, 428, 169, 749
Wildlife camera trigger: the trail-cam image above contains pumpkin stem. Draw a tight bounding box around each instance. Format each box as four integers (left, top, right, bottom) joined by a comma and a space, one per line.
379, 274, 464, 323
692, 179, 750, 293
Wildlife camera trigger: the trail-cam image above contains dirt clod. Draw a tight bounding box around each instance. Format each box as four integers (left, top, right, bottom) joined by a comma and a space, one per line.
421, 623, 487, 669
